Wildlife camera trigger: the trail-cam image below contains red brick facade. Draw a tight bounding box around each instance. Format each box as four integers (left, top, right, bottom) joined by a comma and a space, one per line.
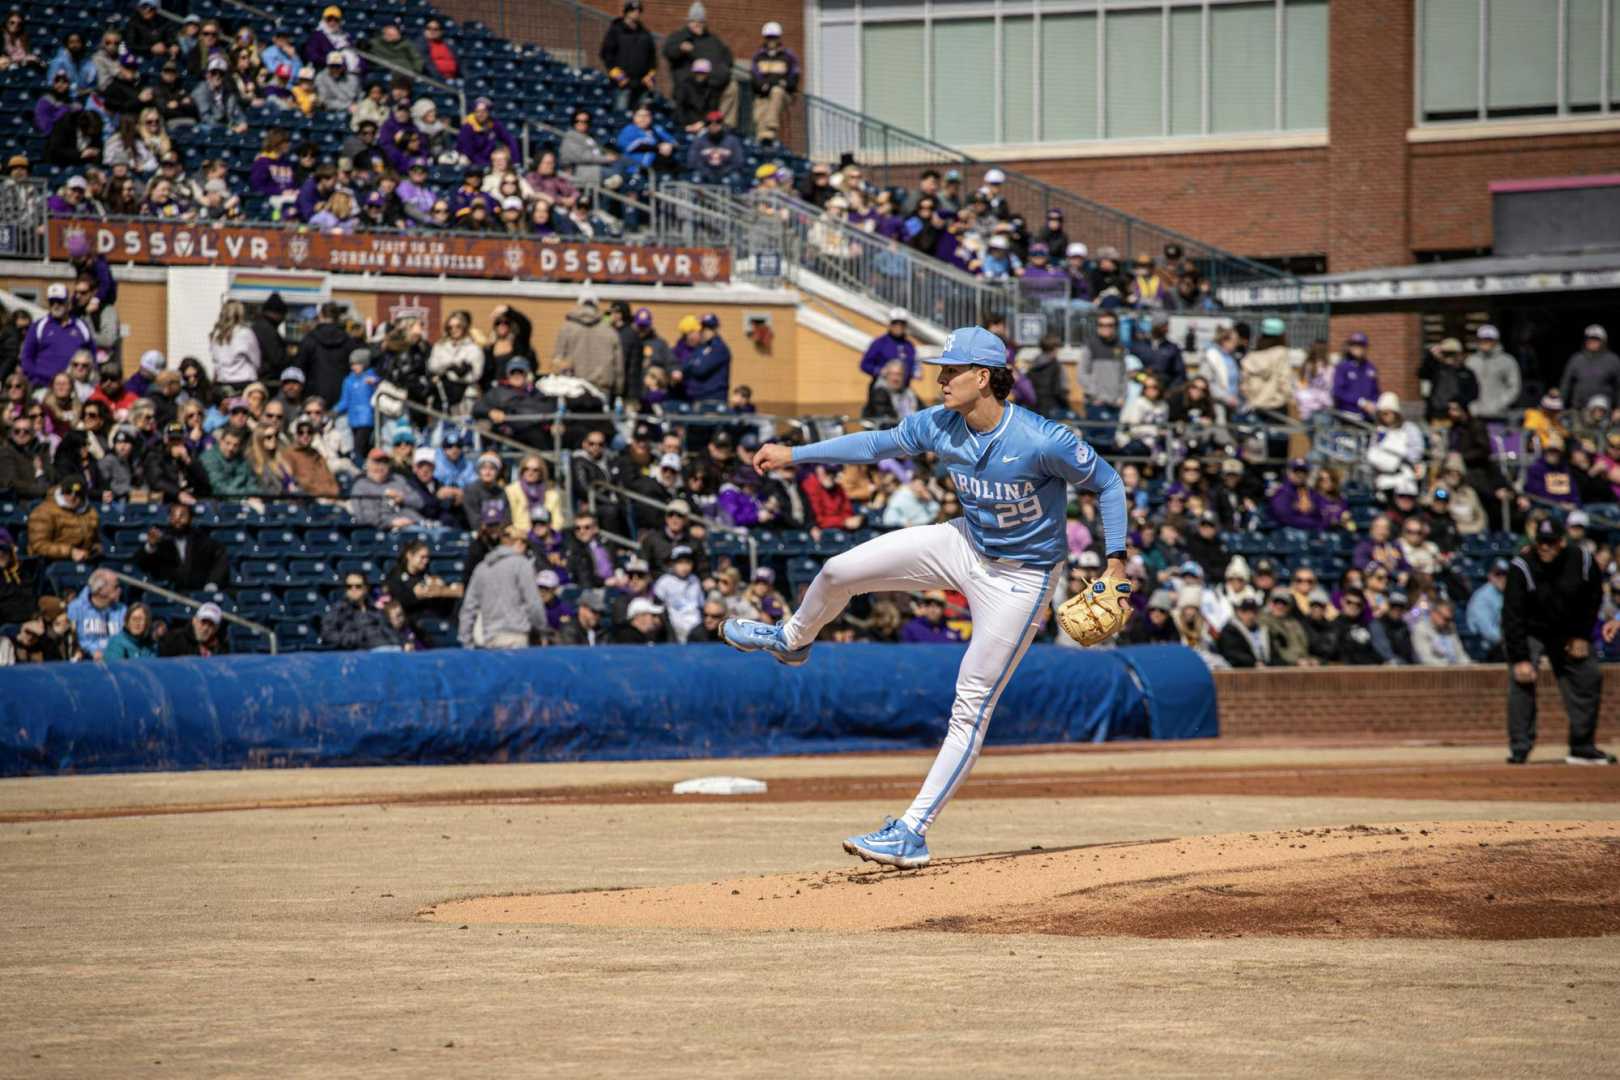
442, 0, 1620, 394
1215, 665, 1620, 741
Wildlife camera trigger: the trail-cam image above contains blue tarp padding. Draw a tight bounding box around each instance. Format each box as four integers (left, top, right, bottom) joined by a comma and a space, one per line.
0, 643, 1216, 775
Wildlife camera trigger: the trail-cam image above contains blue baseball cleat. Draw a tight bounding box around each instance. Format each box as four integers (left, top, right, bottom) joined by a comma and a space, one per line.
721, 617, 811, 667
843, 817, 930, 869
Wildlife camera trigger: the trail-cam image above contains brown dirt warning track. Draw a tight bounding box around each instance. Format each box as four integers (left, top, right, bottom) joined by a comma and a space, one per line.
426, 820, 1620, 940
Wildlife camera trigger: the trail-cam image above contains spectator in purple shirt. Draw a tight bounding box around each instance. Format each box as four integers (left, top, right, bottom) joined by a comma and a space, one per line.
45, 175, 93, 217
20, 284, 94, 385
858, 309, 917, 384
1268, 458, 1326, 530
302, 5, 354, 70
35, 70, 75, 135
900, 591, 964, 643
455, 97, 519, 169
248, 127, 298, 200
1523, 433, 1581, 506
1331, 332, 1380, 418
1020, 242, 1070, 300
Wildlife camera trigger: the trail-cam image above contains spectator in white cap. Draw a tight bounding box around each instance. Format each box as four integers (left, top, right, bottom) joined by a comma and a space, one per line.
1466, 323, 1521, 419
20, 282, 93, 385
748, 21, 799, 146
1576, 394, 1612, 443
859, 307, 917, 385
160, 600, 228, 657
1561, 324, 1620, 417
982, 233, 1021, 280
614, 594, 667, 644
1366, 390, 1426, 494
653, 543, 703, 641
980, 168, 1009, 219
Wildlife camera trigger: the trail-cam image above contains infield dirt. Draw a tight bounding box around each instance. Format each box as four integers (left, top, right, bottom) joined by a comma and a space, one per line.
5, 740, 1620, 1078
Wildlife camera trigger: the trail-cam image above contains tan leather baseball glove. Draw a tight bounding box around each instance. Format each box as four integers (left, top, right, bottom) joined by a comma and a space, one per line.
1056, 571, 1134, 646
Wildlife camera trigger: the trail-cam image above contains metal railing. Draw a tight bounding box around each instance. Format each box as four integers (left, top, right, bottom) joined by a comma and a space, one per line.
0, 179, 47, 261
585, 476, 758, 577
104, 568, 279, 655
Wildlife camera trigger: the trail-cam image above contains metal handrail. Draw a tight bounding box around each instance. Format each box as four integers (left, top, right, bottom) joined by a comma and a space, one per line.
104, 569, 279, 655
585, 477, 758, 576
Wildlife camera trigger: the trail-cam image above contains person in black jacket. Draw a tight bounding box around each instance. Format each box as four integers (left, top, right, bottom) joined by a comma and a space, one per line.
1024, 334, 1070, 418
142, 421, 212, 503
1503, 518, 1612, 764
600, 0, 657, 113
1326, 591, 1382, 665
0, 528, 33, 625
1215, 593, 1272, 668
293, 302, 357, 409
250, 293, 288, 380
158, 602, 229, 657
135, 503, 229, 592
1370, 590, 1417, 664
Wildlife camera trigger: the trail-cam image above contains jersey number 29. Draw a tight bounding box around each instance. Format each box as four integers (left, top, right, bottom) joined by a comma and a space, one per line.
993, 496, 1041, 528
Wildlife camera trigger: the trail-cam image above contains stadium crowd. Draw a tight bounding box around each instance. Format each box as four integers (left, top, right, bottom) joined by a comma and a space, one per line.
1, 265, 1619, 666
0, 0, 1617, 667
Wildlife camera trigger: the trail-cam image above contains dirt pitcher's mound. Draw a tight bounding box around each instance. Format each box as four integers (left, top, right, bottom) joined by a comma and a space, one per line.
425, 821, 1620, 940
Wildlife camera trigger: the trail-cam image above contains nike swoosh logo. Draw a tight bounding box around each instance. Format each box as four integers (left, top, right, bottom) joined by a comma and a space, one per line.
1002, 455, 1020, 463
1010, 585, 1028, 594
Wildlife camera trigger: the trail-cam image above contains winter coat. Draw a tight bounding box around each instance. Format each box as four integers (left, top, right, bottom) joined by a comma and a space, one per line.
0, 439, 50, 499
26, 490, 100, 560
103, 629, 157, 660
282, 444, 339, 497
1259, 610, 1311, 666
95, 451, 138, 498
662, 26, 732, 88
860, 333, 918, 382
136, 530, 229, 591
142, 448, 212, 503
1366, 422, 1426, 491
294, 322, 359, 408
199, 445, 269, 497
673, 76, 724, 129
458, 545, 549, 646
1241, 346, 1293, 412
559, 128, 617, 186
1503, 544, 1601, 663
1560, 348, 1620, 411
427, 336, 484, 404
553, 307, 624, 399
600, 17, 657, 82
1466, 346, 1521, 417
680, 336, 731, 401
455, 114, 518, 168
158, 622, 230, 657
349, 473, 426, 527
335, 367, 379, 429
320, 599, 401, 650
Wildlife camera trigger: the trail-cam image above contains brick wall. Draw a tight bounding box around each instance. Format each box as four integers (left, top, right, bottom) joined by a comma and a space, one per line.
1215, 665, 1620, 740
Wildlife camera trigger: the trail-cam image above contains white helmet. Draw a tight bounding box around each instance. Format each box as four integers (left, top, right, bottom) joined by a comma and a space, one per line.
762, 21, 783, 37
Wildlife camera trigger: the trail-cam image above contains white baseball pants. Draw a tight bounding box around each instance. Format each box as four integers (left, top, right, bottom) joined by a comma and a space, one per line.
782, 519, 1058, 835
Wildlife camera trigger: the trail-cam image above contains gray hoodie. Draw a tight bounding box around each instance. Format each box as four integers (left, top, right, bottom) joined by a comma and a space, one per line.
1465, 346, 1521, 418
458, 544, 548, 646
559, 128, 616, 186
1560, 347, 1620, 411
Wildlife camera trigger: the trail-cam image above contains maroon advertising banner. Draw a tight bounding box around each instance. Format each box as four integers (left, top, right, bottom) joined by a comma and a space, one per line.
48, 219, 732, 285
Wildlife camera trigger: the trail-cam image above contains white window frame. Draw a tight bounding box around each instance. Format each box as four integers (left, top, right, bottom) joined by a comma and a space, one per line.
815, 0, 1329, 150
1413, 0, 1617, 128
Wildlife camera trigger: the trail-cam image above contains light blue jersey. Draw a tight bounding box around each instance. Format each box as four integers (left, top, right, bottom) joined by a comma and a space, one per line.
792, 403, 1126, 566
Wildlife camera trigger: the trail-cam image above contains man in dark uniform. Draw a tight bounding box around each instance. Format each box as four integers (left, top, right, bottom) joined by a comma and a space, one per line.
1503, 518, 1612, 765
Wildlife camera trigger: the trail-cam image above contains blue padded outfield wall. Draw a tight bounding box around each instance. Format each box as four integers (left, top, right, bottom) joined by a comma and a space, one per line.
0, 644, 1216, 775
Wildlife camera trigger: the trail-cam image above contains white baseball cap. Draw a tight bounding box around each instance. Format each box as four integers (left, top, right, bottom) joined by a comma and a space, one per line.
1065, 241, 1088, 258
983, 168, 1006, 185
196, 602, 223, 624
536, 569, 561, 589
1375, 391, 1402, 414
46, 283, 68, 301
627, 596, 664, 618
761, 20, 782, 36
887, 307, 907, 323
1077, 550, 1102, 569
1476, 323, 1500, 341
1585, 324, 1608, 342
1567, 510, 1590, 528
412, 446, 436, 466
658, 452, 682, 471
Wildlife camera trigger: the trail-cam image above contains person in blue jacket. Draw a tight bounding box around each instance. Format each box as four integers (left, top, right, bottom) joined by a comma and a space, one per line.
616, 104, 677, 180
674, 313, 730, 401
334, 346, 379, 461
